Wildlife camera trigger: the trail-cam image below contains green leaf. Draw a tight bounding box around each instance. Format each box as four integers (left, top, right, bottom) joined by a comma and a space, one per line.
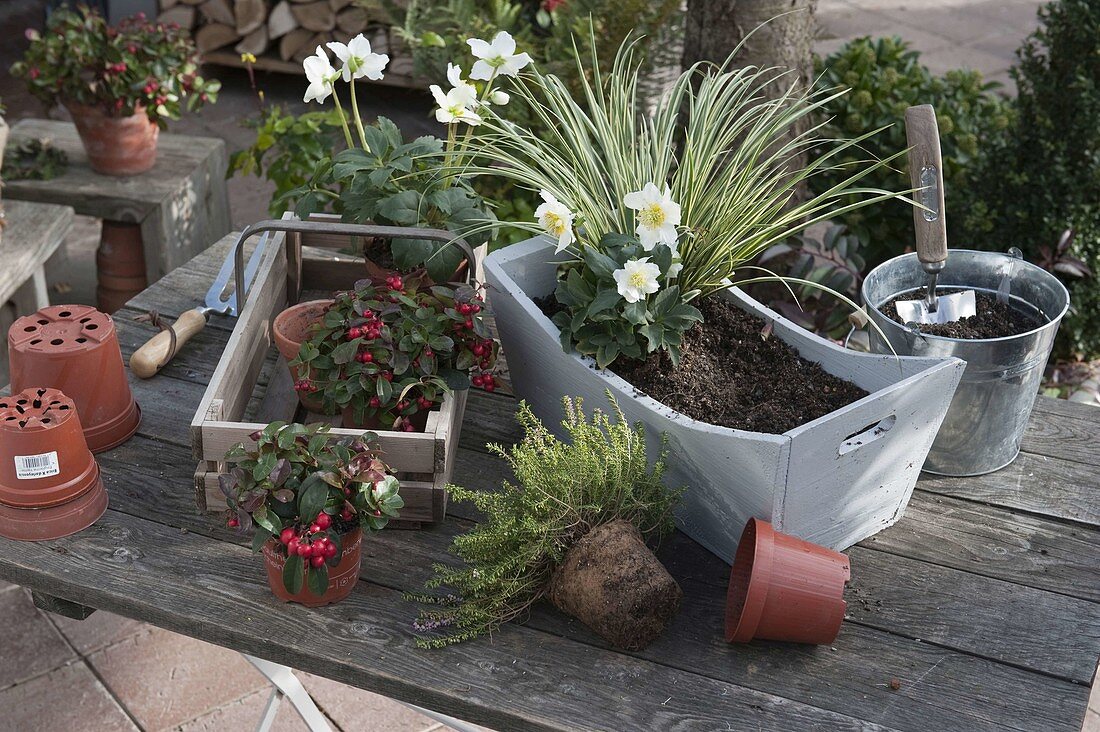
377, 190, 422, 225
583, 247, 619, 279
586, 287, 622, 317
307, 562, 329, 597
297, 473, 328, 524
251, 527, 272, 554
252, 504, 281, 534
332, 339, 360, 365
283, 554, 304, 594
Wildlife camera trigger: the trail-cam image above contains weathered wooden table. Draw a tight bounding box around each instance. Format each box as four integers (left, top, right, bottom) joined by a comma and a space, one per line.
4, 119, 231, 285
0, 199, 74, 316
1, 236, 1097, 732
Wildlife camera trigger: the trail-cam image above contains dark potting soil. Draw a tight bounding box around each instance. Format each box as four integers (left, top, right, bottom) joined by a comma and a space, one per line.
535, 294, 868, 434
880, 288, 1044, 339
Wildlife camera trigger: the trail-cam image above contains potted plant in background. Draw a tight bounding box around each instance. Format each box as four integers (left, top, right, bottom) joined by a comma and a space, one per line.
289, 274, 498, 430
475, 39, 966, 560
10, 5, 219, 176
221, 421, 403, 606
409, 394, 683, 651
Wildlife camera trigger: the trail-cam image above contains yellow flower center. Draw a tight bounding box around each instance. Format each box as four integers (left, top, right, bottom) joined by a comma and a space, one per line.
628, 270, 648, 288
543, 212, 566, 236
639, 202, 666, 229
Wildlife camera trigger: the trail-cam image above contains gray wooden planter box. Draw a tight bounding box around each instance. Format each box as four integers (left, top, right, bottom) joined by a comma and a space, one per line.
485, 236, 966, 560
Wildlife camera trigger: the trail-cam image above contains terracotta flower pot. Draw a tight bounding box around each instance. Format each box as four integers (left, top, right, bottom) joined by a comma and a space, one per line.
0, 388, 108, 541
95, 221, 148, 314
272, 299, 333, 413
262, 527, 362, 607
725, 518, 850, 645
8, 305, 141, 453
66, 102, 159, 176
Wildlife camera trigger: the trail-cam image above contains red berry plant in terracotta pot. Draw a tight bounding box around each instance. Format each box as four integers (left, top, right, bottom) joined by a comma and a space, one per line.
10, 5, 219, 176
220, 421, 403, 606
289, 274, 499, 431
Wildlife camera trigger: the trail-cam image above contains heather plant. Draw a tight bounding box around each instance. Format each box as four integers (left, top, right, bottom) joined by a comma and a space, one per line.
408, 394, 681, 647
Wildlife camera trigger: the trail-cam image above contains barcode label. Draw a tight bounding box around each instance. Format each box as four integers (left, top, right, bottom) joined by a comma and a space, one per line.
14, 451, 60, 479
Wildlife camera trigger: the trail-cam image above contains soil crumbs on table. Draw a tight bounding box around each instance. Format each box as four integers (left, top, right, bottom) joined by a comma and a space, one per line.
880, 289, 1044, 339
613, 297, 868, 434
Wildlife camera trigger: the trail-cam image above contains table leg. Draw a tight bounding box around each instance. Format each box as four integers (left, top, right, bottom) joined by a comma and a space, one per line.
242, 654, 332, 732
31, 591, 96, 620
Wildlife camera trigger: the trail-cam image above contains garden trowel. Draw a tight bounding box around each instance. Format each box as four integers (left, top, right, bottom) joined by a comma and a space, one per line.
129, 233, 269, 378
894, 105, 977, 325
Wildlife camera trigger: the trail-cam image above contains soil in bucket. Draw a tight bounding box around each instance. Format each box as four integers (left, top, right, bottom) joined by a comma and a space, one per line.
597, 297, 868, 434
547, 519, 682, 651
879, 288, 1045, 339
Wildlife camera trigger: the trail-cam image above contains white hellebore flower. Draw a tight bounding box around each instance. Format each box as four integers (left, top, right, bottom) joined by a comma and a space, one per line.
430, 84, 482, 125
613, 258, 662, 304
326, 34, 389, 82
667, 261, 683, 279
623, 182, 682, 250
446, 63, 478, 108
467, 31, 533, 81
534, 190, 575, 252
303, 46, 337, 104
489, 90, 510, 106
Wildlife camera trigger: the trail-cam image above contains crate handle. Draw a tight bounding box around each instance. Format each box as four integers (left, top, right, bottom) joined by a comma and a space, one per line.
231, 219, 478, 311
837, 414, 896, 456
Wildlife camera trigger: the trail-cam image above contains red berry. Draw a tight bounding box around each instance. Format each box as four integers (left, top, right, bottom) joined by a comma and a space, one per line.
280, 527, 296, 545
227, 517, 239, 528
397, 399, 410, 411
369, 396, 381, 408
311, 542, 327, 558
348, 327, 361, 339
471, 304, 481, 313
382, 371, 393, 382
287, 538, 300, 555
472, 344, 485, 356
340, 507, 354, 521
423, 348, 433, 358
315, 513, 331, 530
310, 555, 326, 568
297, 542, 312, 557
361, 352, 373, 363
309, 522, 322, 534
464, 318, 474, 329
472, 374, 484, 387
484, 382, 496, 392
324, 543, 338, 558
402, 422, 415, 432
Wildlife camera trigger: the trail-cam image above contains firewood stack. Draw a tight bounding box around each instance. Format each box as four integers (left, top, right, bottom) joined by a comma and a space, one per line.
157, 0, 415, 83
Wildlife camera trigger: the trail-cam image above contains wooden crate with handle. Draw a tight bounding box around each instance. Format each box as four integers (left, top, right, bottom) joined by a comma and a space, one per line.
190, 213, 484, 526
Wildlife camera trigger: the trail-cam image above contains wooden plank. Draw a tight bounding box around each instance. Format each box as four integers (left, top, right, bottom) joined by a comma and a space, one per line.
1022, 396, 1100, 467
0, 200, 74, 304
67, 435, 1095, 732
862, 492, 1100, 602
0, 509, 893, 732
202, 50, 420, 89
918, 451, 1100, 527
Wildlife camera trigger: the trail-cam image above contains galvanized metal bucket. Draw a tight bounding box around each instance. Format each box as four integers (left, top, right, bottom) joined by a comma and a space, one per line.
862, 249, 1069, 476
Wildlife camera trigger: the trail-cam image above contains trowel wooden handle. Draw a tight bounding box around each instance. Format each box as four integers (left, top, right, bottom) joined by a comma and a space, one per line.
905, 105, 948, 266
129, 308, 207, 378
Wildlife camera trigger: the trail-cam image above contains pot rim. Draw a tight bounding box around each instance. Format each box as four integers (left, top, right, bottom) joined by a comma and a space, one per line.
485, 237, 959, 440
862, 249, 1071, 345
725, 517, 774, 642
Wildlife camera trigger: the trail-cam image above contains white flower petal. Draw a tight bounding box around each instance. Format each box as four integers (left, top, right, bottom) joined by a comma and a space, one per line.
490, 31, 517, 56
467, 38, 494, 59
469, 59, 495, 81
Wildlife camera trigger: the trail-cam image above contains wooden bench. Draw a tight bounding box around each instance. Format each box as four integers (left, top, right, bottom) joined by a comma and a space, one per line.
0, 199, 75, 376
3, 118, 231, 286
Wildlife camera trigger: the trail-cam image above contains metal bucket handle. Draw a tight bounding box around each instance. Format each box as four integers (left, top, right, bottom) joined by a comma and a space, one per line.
230, 219, 478, 311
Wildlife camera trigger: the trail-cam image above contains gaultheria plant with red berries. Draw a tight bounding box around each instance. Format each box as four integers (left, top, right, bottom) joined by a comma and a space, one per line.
221, 422, 402, 596
10, 5, 219, 125
290, 274, 499, 430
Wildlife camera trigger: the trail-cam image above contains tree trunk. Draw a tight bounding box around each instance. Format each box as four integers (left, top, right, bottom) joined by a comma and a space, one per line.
682, 0, 818, 195
682, 0, 817, 91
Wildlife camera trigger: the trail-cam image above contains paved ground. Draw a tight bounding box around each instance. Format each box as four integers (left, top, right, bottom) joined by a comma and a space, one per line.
0, 1, 1064, 731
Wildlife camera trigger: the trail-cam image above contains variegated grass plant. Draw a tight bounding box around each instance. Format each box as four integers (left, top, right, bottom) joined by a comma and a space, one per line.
462, 37, 909, 301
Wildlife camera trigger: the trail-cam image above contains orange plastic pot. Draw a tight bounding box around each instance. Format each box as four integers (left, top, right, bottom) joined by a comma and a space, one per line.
262, 527, 362, 607
96, 221, 148, 314
8, 305, 141, 453
725, 518, 850, 645
272, 299, 333, 413
66, 103, 159, 176
0, 388, 108, 541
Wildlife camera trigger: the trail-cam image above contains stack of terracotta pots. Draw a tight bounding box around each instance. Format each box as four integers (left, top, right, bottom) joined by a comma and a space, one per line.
2, 305, 141, 541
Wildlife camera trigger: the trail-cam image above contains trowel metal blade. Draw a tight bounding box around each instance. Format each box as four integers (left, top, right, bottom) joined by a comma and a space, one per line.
895, 289, 977, 325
